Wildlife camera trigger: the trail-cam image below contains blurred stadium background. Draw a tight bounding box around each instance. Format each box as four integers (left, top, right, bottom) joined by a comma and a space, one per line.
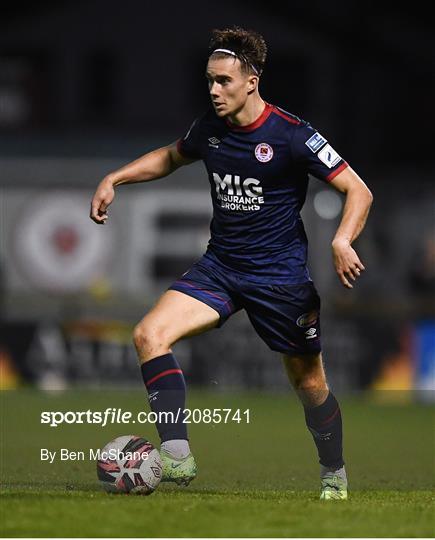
0, 1, 434, 397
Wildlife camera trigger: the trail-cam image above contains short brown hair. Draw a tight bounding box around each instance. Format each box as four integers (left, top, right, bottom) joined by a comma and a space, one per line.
208, 26, 267, 76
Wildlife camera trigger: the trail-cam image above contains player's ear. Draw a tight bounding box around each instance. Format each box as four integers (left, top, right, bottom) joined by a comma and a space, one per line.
247, 75, 258, 94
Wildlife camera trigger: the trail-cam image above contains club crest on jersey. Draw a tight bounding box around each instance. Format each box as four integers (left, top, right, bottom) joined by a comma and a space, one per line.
255, 143, 274, 162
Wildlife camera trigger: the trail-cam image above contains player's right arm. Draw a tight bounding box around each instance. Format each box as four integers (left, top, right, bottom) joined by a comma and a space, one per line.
90, 143, 195, 224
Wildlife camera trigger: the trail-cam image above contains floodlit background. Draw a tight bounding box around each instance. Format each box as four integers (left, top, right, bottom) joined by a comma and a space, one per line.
1, 1, 434, 396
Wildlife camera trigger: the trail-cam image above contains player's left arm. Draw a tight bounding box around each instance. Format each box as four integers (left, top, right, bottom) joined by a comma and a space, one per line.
328, 166, 373, 289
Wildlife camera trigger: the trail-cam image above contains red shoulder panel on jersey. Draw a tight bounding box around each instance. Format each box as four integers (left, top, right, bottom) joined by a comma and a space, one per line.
272, 106, 301, 125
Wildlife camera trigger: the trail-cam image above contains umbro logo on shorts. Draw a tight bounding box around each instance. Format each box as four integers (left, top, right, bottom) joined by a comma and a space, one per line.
208, 137, 220, 148
305, 327, 318, 339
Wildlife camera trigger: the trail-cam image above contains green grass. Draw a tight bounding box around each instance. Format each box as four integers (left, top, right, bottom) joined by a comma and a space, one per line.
1, 389, 434, 537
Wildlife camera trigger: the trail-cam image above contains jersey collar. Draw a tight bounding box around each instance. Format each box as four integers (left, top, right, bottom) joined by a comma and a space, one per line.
225, 102, 273, 132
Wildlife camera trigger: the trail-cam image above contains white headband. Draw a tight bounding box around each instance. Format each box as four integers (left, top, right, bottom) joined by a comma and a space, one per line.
211, 48, 259, 75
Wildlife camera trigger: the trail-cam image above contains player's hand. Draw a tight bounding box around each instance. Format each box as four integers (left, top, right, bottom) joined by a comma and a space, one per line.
332, 238, 365, 289
90, 178, 115, 224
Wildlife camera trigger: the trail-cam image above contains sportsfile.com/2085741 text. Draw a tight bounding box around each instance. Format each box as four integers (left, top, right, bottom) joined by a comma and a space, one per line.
40, 408, 251, 427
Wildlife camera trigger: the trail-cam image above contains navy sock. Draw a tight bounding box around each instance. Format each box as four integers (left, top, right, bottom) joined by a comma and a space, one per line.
304, 391, 344, 469
140, 353, 187, 443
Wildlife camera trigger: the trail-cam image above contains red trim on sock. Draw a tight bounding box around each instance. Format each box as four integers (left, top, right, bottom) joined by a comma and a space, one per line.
146, 369, 183, 387
320, 407, 340, 426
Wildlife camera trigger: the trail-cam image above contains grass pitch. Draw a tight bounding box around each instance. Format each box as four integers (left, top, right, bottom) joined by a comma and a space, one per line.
1, 388, 434, 537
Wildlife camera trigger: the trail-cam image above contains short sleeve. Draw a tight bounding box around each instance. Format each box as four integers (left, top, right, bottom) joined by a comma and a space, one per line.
176, 117, 202, 160
291, 123, 348, 182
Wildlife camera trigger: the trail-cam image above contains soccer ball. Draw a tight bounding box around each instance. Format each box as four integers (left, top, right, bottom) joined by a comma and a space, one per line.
96, 435, 162, 494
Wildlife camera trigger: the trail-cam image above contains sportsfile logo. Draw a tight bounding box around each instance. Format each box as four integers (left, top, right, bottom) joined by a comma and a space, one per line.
40, 408, 251, 427
212, 172, 264, 211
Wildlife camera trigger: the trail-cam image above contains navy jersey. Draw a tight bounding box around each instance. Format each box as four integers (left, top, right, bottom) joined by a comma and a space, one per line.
177, 102, 348, 284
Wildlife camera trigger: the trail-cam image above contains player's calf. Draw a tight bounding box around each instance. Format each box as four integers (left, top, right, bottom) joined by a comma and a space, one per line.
283, 353, 347, 498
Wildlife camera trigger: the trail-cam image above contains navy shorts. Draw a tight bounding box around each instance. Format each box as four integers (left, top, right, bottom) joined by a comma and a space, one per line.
168, 255, 321, 355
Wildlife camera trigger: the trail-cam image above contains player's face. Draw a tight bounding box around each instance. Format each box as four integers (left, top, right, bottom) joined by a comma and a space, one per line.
206, 57, 256, 118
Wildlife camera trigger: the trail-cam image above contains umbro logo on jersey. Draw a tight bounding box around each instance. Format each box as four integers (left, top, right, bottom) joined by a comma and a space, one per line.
208, 137, 220, 148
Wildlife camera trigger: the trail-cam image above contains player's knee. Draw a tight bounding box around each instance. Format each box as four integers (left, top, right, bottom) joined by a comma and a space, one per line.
293, 375, 328, 407
132, 320, 171, 361
284, 352, 326, 390
295, 376, 326, 393
290, 361, 327, 393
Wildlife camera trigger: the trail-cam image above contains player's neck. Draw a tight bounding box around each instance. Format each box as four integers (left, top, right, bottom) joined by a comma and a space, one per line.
227, 95, 266, 127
